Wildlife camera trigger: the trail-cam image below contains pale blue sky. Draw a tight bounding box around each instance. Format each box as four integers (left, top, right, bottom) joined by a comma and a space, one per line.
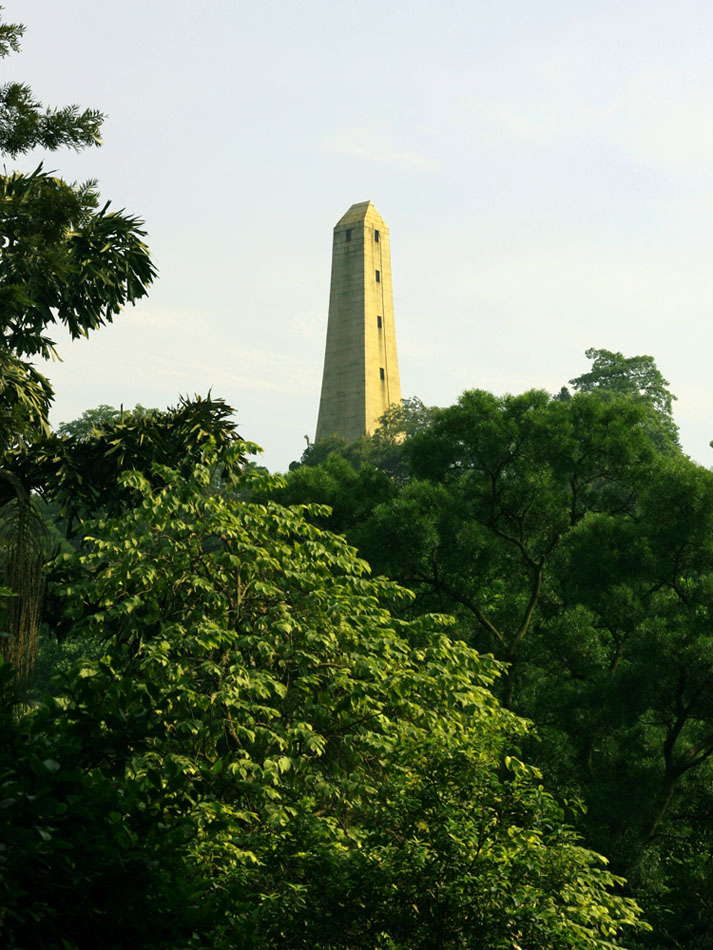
11, 0, 713, 469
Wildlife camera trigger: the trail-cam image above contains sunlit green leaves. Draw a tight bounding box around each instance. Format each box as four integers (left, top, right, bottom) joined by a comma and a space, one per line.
0, 168, 156, 364
30, 456, 647, 947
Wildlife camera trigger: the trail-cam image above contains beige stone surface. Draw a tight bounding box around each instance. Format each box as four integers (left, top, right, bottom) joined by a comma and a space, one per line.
315, 201, 402, 442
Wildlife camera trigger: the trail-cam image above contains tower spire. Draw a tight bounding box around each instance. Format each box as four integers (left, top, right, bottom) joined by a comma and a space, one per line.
315, 201, 402, 442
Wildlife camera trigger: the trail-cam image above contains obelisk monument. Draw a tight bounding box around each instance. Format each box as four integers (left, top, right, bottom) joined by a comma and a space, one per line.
315, 201, 402, 442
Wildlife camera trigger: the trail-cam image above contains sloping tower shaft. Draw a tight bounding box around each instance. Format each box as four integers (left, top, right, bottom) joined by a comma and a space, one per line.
316, 201, 402, 442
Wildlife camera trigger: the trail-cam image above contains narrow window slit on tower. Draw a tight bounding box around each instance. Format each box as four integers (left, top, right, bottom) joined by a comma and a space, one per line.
380, 367, 385, 380
345, 229, 352, 242
374, 229, 380, 242
375, 269, 380, 282
377, 315, 382, 328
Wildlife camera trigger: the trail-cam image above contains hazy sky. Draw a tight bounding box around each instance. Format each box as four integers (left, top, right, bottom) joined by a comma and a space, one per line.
10, 0, 713, 470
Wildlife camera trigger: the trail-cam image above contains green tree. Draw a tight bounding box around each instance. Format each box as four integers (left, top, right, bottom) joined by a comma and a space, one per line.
0, 454, 647, 949
295, 397, 436, 480
554, 455, 713, 948
325, 371, 713, 948
0, 17, 101, 156
271, 451, 396, 535
25, 394, 247, 533
54, 403, 156, 442
569, 348, 678, 449
359, 388, 660, 707
20, 394, 249, 677
0, 10, 156, 451
569, 348, 675, 415
0, 7, 156, 687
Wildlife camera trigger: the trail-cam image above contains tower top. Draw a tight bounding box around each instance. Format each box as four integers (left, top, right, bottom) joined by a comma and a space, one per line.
335, 200, 387, 230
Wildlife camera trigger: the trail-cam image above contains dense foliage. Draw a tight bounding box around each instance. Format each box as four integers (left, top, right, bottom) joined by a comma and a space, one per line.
0, 7, 156, 685
278, 357, 713, 948
1, 455, 646, 949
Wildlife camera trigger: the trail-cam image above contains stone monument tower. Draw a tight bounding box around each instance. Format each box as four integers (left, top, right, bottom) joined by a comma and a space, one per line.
315, 201, 402, 442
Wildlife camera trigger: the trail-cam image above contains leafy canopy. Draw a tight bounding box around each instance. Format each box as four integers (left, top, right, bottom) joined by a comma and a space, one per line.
0, 7, 156, 446
0, 6, 156, 688
1, 454, 646, 949
285, 363, 713, 948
